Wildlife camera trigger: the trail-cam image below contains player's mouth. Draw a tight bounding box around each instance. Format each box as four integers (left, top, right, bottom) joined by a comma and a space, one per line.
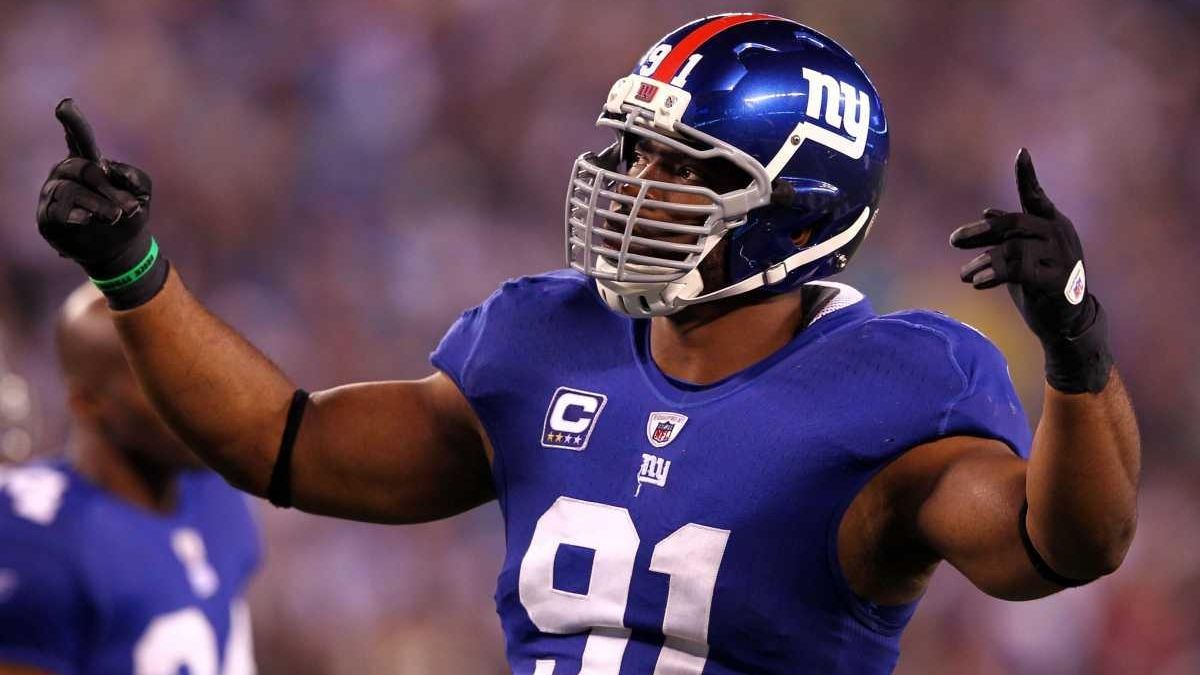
599, 205, 702, 261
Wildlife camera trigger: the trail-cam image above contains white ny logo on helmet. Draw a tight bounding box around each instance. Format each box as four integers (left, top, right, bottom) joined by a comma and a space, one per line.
764, 68, 871, 177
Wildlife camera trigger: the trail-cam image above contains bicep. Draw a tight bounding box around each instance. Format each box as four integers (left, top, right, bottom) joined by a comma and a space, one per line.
291, 371, 495, 523
911, 437, 1064, 600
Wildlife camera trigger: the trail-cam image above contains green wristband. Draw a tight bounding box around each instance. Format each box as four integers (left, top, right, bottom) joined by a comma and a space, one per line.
90, 238, 160, 292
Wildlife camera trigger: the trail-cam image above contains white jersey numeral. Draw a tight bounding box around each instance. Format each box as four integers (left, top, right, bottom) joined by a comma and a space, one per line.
135, 608, 218, 675
519, 498, 639, 672
518, 497, 731, 675
0, 466, 67, 525
649, 523, 730, 674
133, 601, 256, 675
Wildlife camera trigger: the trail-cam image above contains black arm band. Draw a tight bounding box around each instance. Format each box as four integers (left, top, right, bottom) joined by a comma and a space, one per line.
1018, 501, 1095, 588
267, 389, 310, 508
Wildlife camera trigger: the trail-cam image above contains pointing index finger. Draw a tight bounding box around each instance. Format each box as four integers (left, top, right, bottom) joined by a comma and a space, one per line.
1015, 147, 1056, 218
55, 98, 104, 163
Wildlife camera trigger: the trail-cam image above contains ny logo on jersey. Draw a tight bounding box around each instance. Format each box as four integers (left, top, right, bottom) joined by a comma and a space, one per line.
635, 453, 672, 496
541, 387, 608, 451
646, 411, 688, 448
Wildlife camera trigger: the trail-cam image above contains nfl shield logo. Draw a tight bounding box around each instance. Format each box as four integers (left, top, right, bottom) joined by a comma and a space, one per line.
635, 82, 659, 103
645, 412, 688, 448
652, 421, 674, 444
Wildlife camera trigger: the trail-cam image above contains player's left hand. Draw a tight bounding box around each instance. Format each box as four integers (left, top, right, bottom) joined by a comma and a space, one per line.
950, 148, 1112, 393
950, 148, 1093, 340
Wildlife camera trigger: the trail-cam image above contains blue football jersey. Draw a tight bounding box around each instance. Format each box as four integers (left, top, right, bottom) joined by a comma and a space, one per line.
432, 271, 1031, 675
0, 460, 260, 675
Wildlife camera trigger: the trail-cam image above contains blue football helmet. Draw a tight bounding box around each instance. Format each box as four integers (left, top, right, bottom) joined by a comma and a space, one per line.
565, 13, 888, 317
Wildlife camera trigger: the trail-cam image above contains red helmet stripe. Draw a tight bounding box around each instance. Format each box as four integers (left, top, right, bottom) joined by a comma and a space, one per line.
650, 13, 777, 83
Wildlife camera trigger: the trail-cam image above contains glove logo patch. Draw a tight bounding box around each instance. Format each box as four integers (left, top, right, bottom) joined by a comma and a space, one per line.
1064, 260, 1086, 305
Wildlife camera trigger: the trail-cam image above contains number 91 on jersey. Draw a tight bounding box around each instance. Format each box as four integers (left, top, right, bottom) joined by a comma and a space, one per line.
518, 497, 731, 675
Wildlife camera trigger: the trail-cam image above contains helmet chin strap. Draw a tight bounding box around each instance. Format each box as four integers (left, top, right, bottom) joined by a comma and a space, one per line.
592, 236, 718, 317
595, 206, 872, 318
596, 270, 705, 317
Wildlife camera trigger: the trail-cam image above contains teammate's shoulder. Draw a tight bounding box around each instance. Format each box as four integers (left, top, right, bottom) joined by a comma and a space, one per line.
183, 469, 257, 521
0, 460, 92, 544
182, 468, 237, 504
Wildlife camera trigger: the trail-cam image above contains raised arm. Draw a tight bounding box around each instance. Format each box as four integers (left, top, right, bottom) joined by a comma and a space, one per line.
113, 271, 494, 523
35, 100, 494, 524
892, 369, 1138, 600
911, 148, 1141, 597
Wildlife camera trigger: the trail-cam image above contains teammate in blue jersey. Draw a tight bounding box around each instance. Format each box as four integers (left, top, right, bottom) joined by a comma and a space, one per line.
0, 285, 259, 675
32, 13, 1139, 675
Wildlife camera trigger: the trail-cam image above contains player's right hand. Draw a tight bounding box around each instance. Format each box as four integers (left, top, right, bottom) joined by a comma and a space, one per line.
37, 99, 167, 310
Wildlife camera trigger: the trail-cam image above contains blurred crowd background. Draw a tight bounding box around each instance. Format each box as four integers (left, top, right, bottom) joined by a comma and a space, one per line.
1, 0, 1198, 673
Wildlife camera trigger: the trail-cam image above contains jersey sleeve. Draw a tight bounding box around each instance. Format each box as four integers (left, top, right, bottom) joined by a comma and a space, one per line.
0, 538, 86, 674
430, 298, 493, 400
935, 319, 1033, 458
860, 311, 1033, 460
430, 274, 582, 398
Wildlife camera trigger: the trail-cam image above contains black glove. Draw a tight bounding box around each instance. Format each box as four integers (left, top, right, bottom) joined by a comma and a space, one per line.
36, 99, 167, 310
950, 148, 1113, 394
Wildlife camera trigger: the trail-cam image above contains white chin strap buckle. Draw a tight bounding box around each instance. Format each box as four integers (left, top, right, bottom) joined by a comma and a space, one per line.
596, 270, 704, 318
763, 262, 791, 285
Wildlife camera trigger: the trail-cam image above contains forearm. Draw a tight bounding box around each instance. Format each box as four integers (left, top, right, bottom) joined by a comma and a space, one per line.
1025, 369, 1140, 579
111, 267, 295, 495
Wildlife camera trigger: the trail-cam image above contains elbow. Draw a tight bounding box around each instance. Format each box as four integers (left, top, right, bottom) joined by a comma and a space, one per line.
1048, 512, 1138, 579
178, 434, 274, 499
1093, 515, 1137, 576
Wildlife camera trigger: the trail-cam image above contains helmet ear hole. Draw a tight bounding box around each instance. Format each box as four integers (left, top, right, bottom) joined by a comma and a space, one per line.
787, 208, 831, 251
769, 179, 797, 208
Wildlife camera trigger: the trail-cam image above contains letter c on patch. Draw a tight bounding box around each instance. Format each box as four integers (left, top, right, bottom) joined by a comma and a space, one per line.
549, 393, 599, 434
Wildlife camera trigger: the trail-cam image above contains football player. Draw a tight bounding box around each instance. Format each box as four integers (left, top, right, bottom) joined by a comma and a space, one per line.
32, 13, 1138, 675
0, 284, 259, 675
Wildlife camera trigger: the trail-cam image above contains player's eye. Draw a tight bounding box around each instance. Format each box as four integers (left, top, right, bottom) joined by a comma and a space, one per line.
678, 165, 702, 182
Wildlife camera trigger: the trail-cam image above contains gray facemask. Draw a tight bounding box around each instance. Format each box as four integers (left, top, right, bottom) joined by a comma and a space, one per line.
565, 84, 773, 317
